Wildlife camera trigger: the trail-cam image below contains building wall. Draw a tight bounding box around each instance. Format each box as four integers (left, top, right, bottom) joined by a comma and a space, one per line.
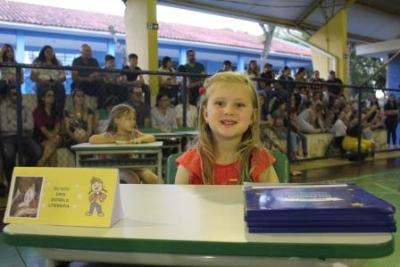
0, 27, 312, 94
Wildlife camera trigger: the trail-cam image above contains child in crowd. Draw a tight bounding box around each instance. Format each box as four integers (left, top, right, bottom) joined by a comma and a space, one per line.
89, 104, 158, 184
175, 72, 278, 184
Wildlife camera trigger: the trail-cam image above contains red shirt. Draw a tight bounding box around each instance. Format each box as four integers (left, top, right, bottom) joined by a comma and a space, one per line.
176, 148, 275, 185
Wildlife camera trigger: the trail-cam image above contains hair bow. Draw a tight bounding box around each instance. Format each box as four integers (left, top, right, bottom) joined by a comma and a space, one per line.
199, 86, 207, 96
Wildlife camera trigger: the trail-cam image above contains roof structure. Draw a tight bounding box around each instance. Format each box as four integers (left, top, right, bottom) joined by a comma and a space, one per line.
158, 0, 400, 43
0, 0, 310, 56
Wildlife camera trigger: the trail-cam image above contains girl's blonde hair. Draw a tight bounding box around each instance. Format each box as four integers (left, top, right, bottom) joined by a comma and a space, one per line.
197, 71, 262, 184
106, 104, 136, 133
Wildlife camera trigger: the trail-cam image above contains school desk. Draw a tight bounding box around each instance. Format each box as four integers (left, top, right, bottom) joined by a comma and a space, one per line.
141, 128, 199, 153
71, 142, 163, 180
2, 185, 394, 267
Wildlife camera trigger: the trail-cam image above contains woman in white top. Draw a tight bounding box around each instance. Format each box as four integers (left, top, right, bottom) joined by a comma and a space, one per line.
151, 93, 177, 132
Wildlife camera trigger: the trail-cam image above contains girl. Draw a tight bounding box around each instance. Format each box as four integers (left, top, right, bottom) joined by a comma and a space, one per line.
175, 72, 278, 184
89, 104, 158, 184
64, 88, 94, 146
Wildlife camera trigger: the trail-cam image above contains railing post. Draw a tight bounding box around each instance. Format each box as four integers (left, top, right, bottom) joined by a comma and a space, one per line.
357, 86, 362, 160
15, 66, 23, 165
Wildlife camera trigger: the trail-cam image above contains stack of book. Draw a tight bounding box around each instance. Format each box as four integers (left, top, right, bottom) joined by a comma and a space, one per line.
244, 184, 396, 233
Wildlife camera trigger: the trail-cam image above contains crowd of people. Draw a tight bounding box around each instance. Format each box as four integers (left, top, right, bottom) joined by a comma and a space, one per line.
0, 42, 397, 187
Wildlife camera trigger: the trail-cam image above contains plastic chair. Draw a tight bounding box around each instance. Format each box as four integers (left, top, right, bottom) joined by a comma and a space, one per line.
271, 150, 290, 183
166, 150, 290, 184
165, 152, 181, 184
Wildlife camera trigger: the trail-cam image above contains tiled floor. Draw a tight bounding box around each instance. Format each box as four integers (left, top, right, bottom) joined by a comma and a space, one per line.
1, 159, 399, 267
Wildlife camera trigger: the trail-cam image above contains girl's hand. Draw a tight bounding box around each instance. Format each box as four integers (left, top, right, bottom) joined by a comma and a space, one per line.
130, 138, 142, 144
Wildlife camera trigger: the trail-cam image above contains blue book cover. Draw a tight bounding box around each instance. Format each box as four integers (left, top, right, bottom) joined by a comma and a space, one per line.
247, 225, 397, 233
244, 184, 395, 217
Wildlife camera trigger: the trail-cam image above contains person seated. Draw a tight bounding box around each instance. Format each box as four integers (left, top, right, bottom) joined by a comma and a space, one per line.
158, 56, 179, 105
33, 87, 62, 166
72, 44, 105, 108
342, 113, 375, 159
175, 92, 198, 128
102, 54, 126, 103
121, 53, 151, 105
64, 88, 94, 147
0, 44, 23, 86
30, 45, 66, 117
151, 93, 177, 132
124, 85, 151, 128
296, 101, 325, 133
0, 86, 42, 184
89, 104, 158, 184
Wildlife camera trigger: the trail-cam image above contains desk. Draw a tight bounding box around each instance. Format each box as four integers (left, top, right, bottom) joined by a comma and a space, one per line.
141, 129, 198, 153
3, 185, 394, 267
71, 142, 163, 179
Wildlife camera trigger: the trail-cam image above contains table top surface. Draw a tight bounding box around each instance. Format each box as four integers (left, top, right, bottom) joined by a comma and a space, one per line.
70, 142, 163, 151
3, 185, 394, 258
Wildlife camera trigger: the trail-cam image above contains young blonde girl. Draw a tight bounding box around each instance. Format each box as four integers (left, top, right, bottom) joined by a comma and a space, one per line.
175, 72, 278, 184
89, 104, 159, 184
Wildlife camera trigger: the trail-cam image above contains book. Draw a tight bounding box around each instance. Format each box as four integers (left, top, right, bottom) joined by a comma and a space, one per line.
247, 225, 397, 233
244, 184, 395, 217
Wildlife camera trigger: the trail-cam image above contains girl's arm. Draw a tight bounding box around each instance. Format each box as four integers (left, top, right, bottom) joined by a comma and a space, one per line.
175, 165, 190, 184
258, 166, 279, 183
86, 113, 94, 138
133, 131, 156, 143
89, 133, 115, 144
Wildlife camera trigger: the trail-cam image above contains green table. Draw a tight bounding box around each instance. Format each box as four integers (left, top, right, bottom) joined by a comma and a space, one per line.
3, 185, 394, 267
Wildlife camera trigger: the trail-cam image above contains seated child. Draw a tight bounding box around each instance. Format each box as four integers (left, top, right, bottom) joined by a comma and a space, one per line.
175, 71, 279, 184
89, 104, 159, 184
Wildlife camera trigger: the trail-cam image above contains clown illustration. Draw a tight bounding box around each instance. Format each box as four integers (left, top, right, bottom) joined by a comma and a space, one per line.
86, 177, 107, 217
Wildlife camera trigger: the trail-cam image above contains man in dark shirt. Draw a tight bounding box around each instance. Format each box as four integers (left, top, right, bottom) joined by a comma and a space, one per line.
185, 49, 205, 105
124, 85, 151, 128
122, 53, 150, 105
326, 70, 343, 107
259, 63, 274, 89
72, 44, 105, 107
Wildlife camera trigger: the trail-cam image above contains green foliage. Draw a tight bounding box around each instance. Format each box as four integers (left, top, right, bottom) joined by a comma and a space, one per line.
350, 52, 386, 89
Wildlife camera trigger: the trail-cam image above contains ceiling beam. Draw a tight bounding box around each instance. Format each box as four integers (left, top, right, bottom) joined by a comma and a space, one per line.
158, 0, 383, 43
295, 0, 325, 26
356, 0, 400, 17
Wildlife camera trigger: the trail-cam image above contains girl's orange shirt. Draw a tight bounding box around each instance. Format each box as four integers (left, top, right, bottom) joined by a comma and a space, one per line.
176, 148, 275, 185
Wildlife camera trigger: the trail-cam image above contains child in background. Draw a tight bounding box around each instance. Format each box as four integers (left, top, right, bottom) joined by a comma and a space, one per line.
175, 72, 278, 184
89, 104, 159, 184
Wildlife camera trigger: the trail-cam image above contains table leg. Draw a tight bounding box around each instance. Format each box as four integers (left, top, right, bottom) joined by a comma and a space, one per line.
157, 150, 163, 182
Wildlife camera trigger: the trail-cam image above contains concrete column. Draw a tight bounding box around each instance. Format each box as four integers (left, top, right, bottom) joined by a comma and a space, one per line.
124, 0, 158, 95
308, 10, 348, 84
